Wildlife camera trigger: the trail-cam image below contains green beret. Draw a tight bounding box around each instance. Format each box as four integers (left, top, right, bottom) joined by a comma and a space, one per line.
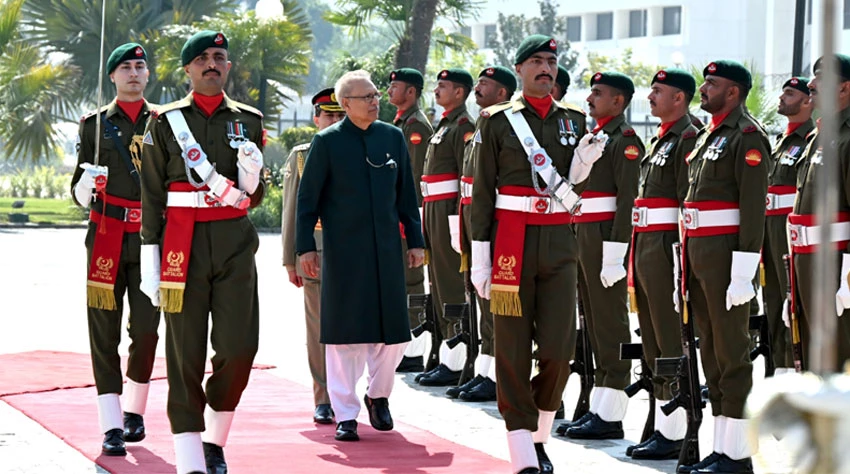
514, 34, 558, 65
181, 30, 228, 66
436, 68, 473, 89
703, 60, 751, 90
589, 71, 635, 95
479, 66, 517, 93
782, 76, 810, 95
813, 54, 850, 82
555, 64, 570, 92
312, 87, 344, 113
651, 68, 696, 97
389, 68, 424, 89
107, 43, 146, 75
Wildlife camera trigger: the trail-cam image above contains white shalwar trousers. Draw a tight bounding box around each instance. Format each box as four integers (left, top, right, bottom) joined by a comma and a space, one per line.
325, 342, 407, 422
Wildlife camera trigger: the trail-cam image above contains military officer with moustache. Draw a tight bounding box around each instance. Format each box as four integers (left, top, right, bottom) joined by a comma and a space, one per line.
387, 68, 432, 373
71, 42, 161, 457
417, 68, 476, 387
551, 64, 570, 102
471, 35, 605, 474
446, 65, 518, 403
282, 88, 345, 425
786, 55, 850, 375
564, 71, 644, 440
763, 77, 814, 375
139, 31, 266, 474
625, 69, 699, 460
676, 60, 770, 474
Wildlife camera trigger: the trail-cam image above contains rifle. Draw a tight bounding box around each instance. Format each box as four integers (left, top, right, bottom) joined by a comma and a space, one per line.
569, 290, 594, 422
782, 254, 805, 372
408, 292, 442, 373
443, 269, 480, 386
655, 243, 704, 469
621, 334, 656, 444
748, 312, 775, 376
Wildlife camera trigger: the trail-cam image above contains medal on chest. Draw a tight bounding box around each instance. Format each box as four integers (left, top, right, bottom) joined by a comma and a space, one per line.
227, 121, 249, 149
702, 136, 728, 161
779, 145, 801, 166
811, 146, 824, 165
558, 118, 578, 146
650, 141, 675, 166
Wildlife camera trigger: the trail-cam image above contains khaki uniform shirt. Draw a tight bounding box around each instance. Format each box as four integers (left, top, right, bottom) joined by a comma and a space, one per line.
282, 143, 321, 277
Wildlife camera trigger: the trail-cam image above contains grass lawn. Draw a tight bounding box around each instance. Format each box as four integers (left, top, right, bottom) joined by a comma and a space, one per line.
0, 197, 87, 225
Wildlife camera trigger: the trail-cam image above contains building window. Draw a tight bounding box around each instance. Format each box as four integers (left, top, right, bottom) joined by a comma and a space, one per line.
484, 24, 497, 48
566, 16, 581, 42
596, 12, 613, 40
845, 0, 850, 29
662, 6, 682, 35
629, 10, 647, 37
807, 0, 813, 25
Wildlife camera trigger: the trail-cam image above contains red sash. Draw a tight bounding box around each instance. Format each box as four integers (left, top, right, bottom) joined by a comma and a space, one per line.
159, 182, 248, 313
491, 186, 572, 317
86, 194, 141, 310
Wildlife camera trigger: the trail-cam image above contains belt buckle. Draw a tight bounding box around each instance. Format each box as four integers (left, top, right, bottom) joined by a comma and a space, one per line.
420, 181, 429, 198
631, 207, 647, 227
124, 208, 142, 223
529, 196, 551, 214
202, 191, 222, 208
788, 224, 806, 246
765, 193, 775, 210
682, 208, 698, 230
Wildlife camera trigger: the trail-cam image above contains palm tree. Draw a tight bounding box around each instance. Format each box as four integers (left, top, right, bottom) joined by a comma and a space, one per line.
0, 0, 76, 162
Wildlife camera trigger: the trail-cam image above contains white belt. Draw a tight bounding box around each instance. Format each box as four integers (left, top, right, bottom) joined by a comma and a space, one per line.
575, 196, 616, 215
632, 207, 678, 228
461, 181, 473, 199
495, 194, 570, 214
682, 208, 740, 229
788, 221, 850, 247
167, 191, 224, 208
765, 193, 795, 211
420, 179, 459, 197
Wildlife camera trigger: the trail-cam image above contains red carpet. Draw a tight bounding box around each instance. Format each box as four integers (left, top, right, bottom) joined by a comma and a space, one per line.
0, 351, 272, 397
3, 369, 510, 473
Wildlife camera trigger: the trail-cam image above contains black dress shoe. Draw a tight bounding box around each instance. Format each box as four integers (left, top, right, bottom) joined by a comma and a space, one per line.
396, 355, 425, 373
565, 413, 624, 439
691, 454, 753, 474
335, 420, 359, 441
417, 364, 461, 386
631, 432, 682, 460
364, 395, 393, 431
101, 428, 126, 456
555, 412, 592, 436
203, 442, 227, 474
518, 468, 541, 474
446, 374, 483, 399
313, 404, 334, 424
677, 452, 722, 474
414, 365, 440, 382
626, 431, 658, 456
535, 442, 553, 473
555, 401, 565, 420
123, 412, 145, 443
458, 377, 497, 401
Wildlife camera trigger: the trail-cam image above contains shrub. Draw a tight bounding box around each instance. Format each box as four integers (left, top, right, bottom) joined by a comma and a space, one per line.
248, 183, 282, 229
9, 170, 28, 198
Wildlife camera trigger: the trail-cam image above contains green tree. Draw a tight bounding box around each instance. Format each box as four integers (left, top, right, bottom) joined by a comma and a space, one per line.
0, 0, 76, 162
326, 47, 397, 123
489, 1, 578, 73
579, 48, 660, 88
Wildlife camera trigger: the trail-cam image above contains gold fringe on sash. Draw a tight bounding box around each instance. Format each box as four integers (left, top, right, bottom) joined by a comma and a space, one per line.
160, 287, 184, 314
628, 286, 638, 313
759, 261, 766, 287
459, 252, 469, 272
491, 288, 522, 317
86, 283, 116, 311
424, 249, 430, 266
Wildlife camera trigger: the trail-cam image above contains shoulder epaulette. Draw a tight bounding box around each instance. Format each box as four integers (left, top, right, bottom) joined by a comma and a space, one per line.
743, 125, 758, 133
155, 100, 190, 116
293, 143, 310, 152
458, 116, 469, 126
480, 101, 512, 118
406, 115, 418, 125
236, 102, 264, 119
80, 105, 109, 123
623, 128, 636, 137
682, 129, 697, 140
562, 103, 586, 116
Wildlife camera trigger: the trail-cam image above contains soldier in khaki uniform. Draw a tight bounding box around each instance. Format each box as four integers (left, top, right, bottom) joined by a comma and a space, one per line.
281, 89, 345, 425
417, 68, 476, 387
446, 66, 517, 403
626, 69, 698, 460
763, 77, 814, 374
471, 35, 604, 474
787, 55, 850, 375
565, 71, 644, 440
70, 43, 160, 457
387, 68, 432, 373
676, 60, 769, 474
139, 31, 265, 474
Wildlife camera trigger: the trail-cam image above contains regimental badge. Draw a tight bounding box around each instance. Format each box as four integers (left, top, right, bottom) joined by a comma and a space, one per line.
529, 148, 552, 172
745, 149, 762, 166
624, 145, 640, 160
656, 70, 667, 81
142, 131, 154, 146
135, 46, 143, 57
473, 129, 482, 144
227, 122, 248, 149
410, 132, 422, 145
463, 131, 474, 143
214, 33, 224, 45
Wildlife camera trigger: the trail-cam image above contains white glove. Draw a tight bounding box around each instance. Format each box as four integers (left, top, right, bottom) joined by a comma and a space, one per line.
74, 163, 108, 206
448, 215, 461, 254
782, 298, 791, 328
569, 132, 608, 184
471, 240, 492, 299
725, 251, 761, 310
140, 244, 161, 307
835, 254, 850, 316
237, 141, 263, 194
600, 241, 628, 288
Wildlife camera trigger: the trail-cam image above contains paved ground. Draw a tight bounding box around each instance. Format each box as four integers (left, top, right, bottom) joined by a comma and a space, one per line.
0, 228, 792, 473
